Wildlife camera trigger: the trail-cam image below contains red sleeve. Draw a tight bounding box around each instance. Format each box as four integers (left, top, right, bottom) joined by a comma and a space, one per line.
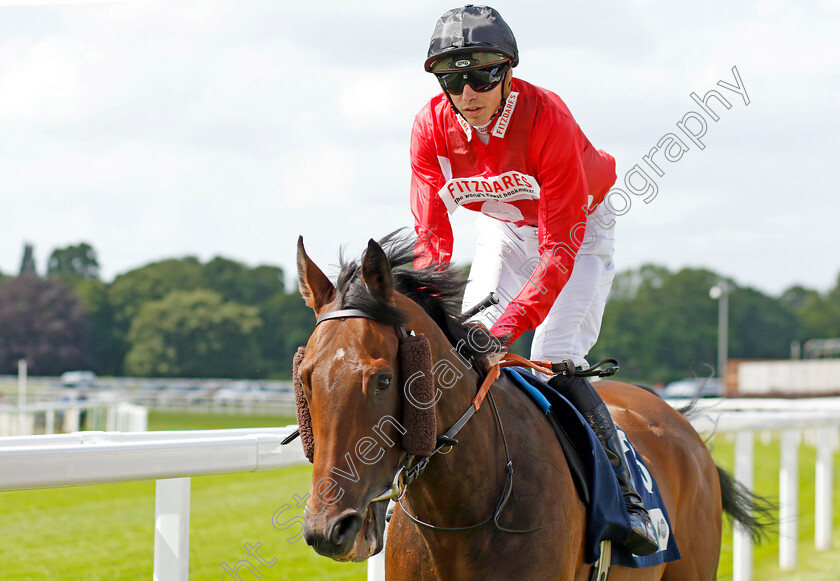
410, 105, 454, 269
582, 140, 617, 206
490, 111, 590, 343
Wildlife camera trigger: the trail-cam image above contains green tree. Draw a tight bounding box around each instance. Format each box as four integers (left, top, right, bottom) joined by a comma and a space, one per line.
790, 289, 840, 342
729, 286, 799, 359
73, 279, 122, 375
19, 243, 37, 276
125, 290, 261, 378
594, 265, 807, 383
201, 257, 284, 305
109, 258, 204, 323
780, 285, 815, 311
0, 276, 91, 375
593, 265, 718, 382
780, 275, 840, 344
256, 291, 314, 378
47, 243, 100, 281
594, 267, 723, 382
107, 257, 204, 373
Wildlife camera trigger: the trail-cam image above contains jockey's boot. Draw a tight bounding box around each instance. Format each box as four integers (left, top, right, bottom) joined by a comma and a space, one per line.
547, 372, 659, 556
583, 402, 660, 556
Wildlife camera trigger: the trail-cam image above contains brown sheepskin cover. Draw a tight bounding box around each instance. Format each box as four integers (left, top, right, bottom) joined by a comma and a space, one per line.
292, 346, 314, 462
399, 333, 437, 456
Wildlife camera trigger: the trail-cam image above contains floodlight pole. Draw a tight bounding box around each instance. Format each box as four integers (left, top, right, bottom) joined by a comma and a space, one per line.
710, 282, 729, 381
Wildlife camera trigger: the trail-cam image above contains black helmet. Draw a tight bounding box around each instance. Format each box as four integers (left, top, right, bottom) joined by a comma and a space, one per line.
425, 5, 519, 72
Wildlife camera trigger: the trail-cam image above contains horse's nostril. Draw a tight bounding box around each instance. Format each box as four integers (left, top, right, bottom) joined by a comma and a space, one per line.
330, 512, 363, 547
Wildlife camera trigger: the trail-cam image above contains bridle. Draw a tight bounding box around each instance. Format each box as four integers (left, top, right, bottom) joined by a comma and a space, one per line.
313, 306, 541, 535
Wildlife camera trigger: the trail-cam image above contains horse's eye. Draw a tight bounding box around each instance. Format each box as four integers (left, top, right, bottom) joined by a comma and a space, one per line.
376, 375, 392, 393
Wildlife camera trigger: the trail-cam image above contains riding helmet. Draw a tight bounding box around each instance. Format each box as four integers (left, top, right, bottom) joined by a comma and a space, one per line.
425, 5, 519, 72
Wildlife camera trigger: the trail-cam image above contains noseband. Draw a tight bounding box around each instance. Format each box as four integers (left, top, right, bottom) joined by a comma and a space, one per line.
285, 306, 541, 535
287, 307, 438, 460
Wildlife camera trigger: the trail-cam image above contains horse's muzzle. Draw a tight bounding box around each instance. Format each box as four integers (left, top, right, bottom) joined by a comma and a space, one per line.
305, 501, 387, 562
305, 507, 364, 559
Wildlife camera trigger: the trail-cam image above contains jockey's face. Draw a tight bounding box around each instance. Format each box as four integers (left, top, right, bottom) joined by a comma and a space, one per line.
449, 72, 506, 127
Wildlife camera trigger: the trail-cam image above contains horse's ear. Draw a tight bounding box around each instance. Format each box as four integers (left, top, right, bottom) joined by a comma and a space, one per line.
361, 239, 393, 302
297, 236, 336, 314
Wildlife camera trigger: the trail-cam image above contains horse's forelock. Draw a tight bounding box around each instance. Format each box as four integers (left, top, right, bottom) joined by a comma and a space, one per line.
333, 230, 488, 363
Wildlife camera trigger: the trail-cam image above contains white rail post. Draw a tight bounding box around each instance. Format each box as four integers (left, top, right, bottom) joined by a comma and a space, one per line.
17, 359, 27, 435
367, 501, 392, 581
733, 431, 754, 581
154, 477, 191, 581
779, 430, 799, 569
815, 427, 836, 551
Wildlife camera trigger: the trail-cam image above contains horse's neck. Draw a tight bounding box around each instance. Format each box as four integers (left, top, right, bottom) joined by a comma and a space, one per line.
406, 370, 507, 530
402, 305, 508, 528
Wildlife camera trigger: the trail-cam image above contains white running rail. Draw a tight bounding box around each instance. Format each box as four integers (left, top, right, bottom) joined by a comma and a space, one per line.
0, 402, 838, 580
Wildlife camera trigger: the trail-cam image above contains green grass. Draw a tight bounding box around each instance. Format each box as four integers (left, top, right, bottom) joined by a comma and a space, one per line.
1, 412, 838, 580
712, 434, 840, 581
0, 411, 365, 581
147, 410, 299, 431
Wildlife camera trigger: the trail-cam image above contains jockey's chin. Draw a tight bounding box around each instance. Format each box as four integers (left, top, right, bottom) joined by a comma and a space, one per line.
450, 81, 505, 128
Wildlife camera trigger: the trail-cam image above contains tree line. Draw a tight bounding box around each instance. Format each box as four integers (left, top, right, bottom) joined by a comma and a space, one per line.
0, 243, 311, 378
0, 242, 838, 383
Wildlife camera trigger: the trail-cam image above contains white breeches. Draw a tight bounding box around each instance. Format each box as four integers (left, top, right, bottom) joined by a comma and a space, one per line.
462, 203, 616, 368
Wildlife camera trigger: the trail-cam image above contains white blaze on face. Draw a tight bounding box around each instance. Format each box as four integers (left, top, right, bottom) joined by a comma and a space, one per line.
334, 348, 346, 361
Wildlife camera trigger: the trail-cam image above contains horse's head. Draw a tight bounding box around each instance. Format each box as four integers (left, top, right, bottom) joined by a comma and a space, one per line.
295, 236, 441, 562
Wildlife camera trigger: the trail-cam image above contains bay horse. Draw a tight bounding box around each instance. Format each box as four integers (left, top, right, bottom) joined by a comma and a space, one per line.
294, 233, 764, 580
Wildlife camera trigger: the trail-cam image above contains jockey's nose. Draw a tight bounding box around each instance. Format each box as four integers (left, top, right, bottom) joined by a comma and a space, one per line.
460, 83, 479, 100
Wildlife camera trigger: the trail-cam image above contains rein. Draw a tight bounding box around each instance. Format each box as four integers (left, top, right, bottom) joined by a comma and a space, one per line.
371, 354, 549, 536
313, 306, 538, 534
396, 389, 539, 535
301, 306, 617, 537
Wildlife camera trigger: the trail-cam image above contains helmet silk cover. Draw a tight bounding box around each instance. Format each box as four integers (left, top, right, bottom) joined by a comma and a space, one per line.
425, 5, 519, 71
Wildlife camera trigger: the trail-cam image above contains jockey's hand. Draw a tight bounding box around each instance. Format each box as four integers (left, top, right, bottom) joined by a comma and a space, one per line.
479, 348, 506, 376
485, 350, 506, 368
464, 319, 508, 374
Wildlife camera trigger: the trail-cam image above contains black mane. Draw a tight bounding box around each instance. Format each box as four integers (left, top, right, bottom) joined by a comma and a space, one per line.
335, 230, 492, 362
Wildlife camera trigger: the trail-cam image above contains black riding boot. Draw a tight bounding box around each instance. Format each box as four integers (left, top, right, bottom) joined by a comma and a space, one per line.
548, 372, 659, 556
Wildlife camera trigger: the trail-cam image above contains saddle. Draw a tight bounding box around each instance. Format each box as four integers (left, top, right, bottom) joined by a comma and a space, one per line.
500, 360, 681, 569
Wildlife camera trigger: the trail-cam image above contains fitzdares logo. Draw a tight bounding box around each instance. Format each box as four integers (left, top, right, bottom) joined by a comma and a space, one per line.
491, 91, 519, 138
438, 169, 540, 215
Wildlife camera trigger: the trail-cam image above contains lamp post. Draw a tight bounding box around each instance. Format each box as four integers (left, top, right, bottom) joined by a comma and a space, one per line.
709, 281, 729, 381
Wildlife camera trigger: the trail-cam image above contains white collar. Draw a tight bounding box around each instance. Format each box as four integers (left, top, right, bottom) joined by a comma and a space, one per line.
455, 91, 520, 142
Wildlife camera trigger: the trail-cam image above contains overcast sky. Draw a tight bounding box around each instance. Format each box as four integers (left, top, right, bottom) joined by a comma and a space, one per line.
1, 0, 837, 296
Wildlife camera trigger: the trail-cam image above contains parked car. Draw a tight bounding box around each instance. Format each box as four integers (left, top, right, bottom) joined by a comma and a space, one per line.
661, 377, 723, 399
214, 381, 271, 406
60, 370, 97, 388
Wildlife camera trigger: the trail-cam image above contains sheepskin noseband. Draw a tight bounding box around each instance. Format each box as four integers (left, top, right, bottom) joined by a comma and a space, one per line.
292, 346, 314, 461
291, 332, 437, 462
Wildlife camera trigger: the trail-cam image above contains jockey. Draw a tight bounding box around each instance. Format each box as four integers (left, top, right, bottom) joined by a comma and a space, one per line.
410, 5, 659, 556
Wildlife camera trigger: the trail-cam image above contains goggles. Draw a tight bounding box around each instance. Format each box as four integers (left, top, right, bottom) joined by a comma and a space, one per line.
434, 63, 509, 95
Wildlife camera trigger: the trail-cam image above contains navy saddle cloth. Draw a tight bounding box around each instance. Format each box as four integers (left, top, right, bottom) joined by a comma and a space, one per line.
505, 368, 681, 568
